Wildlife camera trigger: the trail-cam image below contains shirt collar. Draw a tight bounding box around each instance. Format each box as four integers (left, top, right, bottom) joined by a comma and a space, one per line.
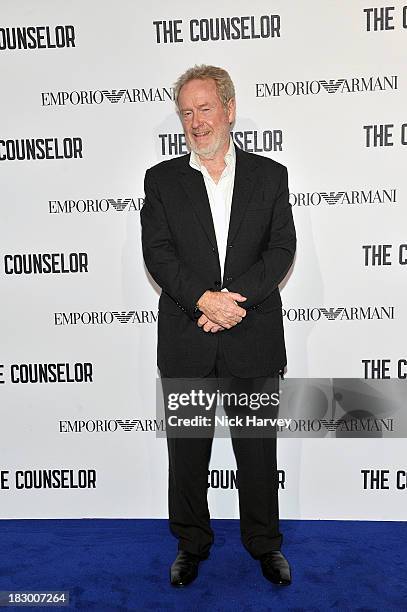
189, 136, 235, 172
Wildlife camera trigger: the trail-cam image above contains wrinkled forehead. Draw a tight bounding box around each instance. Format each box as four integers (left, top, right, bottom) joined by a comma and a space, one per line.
178, 78, 220, 108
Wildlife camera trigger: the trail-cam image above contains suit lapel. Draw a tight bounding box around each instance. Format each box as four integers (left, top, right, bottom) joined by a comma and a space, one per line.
228, 147, 257, 244
227, 146, 258, 246
178, 157, 218, 249
177, 145, 259, 249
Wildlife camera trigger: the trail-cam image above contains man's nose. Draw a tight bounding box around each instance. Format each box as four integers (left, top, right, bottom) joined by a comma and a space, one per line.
191, 111, 204, 129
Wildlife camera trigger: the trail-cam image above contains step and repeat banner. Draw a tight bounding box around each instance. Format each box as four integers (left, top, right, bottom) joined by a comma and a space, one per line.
1, 1, 406, 520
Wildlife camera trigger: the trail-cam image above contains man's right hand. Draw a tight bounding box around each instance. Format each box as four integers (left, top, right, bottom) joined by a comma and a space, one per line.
196, 290, 247, 329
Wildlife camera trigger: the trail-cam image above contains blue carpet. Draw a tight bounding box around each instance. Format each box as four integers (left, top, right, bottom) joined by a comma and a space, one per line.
0, 519, 406, 611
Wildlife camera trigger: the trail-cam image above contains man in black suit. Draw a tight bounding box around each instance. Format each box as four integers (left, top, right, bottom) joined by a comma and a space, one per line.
141, 65, 296, 587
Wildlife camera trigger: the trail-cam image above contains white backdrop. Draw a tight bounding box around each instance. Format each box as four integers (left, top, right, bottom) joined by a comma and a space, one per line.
1, 1, 406, 520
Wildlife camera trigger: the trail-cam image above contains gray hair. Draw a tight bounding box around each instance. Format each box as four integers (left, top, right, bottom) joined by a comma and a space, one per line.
174, 64, 235, 110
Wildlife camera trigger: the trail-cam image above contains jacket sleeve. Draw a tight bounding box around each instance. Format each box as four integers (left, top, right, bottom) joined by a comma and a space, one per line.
140, 168, 210, 320
225, 165, 296, 309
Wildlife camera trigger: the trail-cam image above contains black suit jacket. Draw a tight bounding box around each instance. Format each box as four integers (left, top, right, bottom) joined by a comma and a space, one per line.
140, 145, 296, 378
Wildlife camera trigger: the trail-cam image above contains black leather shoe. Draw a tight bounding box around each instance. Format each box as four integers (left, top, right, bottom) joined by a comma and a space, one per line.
170, 550, 207, 587
259, 551, 291, 585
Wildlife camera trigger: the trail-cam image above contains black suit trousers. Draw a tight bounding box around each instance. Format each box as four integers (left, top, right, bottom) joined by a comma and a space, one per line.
164, 334, 283, 559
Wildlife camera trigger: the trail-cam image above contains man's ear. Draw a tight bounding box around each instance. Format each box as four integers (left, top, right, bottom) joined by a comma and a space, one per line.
227, 97, 236, 124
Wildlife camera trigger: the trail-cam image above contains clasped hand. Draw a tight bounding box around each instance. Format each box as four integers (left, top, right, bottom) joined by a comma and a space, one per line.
196, 290, 247, 333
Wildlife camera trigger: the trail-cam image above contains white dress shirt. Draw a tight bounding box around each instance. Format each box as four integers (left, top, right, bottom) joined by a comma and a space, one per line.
189, 137, 236, 285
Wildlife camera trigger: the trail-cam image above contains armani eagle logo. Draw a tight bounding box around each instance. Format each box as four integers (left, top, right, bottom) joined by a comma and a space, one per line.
319, 308, 345, 320
116, 420, 139, 431
319, 192, 346, 205
319, 79, 346, 93
320, 419, 344, 431
112, 311, 136, 323
101, 89, 127, 103
107, 198, 133, 211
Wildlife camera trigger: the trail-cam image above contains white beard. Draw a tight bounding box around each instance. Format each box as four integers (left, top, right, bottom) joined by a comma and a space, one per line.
187, 125, 230, 160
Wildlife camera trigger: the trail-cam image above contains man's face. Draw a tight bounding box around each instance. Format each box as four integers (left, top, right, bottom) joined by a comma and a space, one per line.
178, 78, 235, 159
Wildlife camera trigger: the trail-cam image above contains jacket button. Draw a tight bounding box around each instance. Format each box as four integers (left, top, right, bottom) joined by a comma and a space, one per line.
226, 276, 233, 282
212, 247, 216, 252
228, 244, 233, 248
214, 281, 221, 287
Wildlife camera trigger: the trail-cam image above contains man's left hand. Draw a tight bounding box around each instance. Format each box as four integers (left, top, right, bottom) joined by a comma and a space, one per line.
197, 314, 225, 333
